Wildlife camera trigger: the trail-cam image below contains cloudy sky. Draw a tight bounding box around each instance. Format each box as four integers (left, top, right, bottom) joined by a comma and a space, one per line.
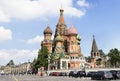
0, 0, 120, 65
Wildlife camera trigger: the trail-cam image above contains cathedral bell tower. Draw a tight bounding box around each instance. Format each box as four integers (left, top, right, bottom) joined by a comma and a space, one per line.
91, 35, 100, 59
90, 35, 101, 68
41, 26, 53, 53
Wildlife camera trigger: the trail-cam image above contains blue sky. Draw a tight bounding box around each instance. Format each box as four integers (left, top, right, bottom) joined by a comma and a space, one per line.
0, 0, 120, 65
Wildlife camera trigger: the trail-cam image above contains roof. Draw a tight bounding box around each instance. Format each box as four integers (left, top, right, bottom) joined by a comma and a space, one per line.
91, 35, 99, 53
67, 25, 78, 35
44, 26, 52, 34
55, 34, 63, 42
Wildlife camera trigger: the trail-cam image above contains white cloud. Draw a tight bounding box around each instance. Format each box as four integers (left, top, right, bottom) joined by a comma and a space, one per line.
0, 26, 12, 41
0, 49, 38, 65
27, 35, 54, 44
0, 0, 90, 22
0, 8, 10, 22
27, 35, 43, 44
77, 0, 89, 7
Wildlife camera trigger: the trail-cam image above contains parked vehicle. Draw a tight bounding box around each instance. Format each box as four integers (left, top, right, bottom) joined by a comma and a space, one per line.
116, 70, 120, 79
77, 71, 86, 77
69, 71, 78, 77
91, 71, 113, 80
86, 71, 96, 77
53, 72, 60, 76
49, 72, 53, 76
59, 72, 67, 76
91, 71, 99, 80
49, 72, 60, 76
109, 70, 120, 80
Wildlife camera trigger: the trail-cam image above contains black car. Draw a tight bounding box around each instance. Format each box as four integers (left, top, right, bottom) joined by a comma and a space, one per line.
86, 71, 96, 77
77, 71, 86, 77
69, 71, 78, 77
91, 71, 99, 80
116, 70, 120, 79
110, 70, 120, 79
91, 71, 113, 80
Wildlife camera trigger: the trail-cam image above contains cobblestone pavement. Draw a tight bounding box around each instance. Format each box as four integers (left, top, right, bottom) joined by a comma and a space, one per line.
0, 75, 120, 81
0, 75, 15, 81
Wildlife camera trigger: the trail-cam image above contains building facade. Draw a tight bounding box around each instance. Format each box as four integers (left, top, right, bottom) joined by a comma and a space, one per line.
3, 62, 31, 74
41, 9, 85, 70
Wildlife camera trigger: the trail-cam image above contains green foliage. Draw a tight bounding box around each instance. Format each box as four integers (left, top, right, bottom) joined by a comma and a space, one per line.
99, 49, 106, 57
96, 58, 102, 65
85, 56, 91, 62
108, 48, 120, 67
34, 46, 49, 70
77, 35, 81, 41
98, 49, 106, 66
50, 53, 55, 64
59, 52, 66, 58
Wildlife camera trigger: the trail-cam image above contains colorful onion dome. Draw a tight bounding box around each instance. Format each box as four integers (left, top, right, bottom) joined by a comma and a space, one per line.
44, 26, 52, 34
67, 25, 78, 35
77, 35, 81, 41
55, 34, 63, 42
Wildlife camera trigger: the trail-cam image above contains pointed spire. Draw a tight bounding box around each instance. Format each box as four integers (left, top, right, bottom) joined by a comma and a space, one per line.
60, 5, 64, 16
91, 35, 99, 53
58, 8, 65, 24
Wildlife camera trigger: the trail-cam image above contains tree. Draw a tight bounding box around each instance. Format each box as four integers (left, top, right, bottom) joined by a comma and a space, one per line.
99, 49, 106, 57
50, 53, 55, 64
7, 59, 15, 66
98, 49, 107, 66
85, 56, 91, 62
34, 46, 49, 70
31, 58, 38, 74
108, 48, 120, 67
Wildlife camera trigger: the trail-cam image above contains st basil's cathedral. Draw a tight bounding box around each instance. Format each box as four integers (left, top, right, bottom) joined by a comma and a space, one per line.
41, 8, 103, 70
